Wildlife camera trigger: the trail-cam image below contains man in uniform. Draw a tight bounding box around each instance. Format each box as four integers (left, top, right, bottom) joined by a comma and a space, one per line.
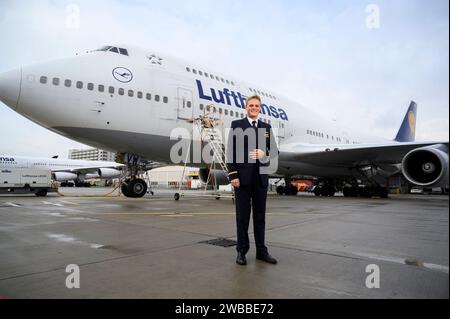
226, 95, 278, 265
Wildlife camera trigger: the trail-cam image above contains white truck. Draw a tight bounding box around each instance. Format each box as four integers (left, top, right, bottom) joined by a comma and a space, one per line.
0, 169, 54, 196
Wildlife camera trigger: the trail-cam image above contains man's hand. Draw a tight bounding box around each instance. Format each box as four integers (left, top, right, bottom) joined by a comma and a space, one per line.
230, 178, 240, 188
249, 149, 265, 160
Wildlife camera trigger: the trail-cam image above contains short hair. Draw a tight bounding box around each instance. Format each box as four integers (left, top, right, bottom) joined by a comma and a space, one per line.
245, 94, 261, 106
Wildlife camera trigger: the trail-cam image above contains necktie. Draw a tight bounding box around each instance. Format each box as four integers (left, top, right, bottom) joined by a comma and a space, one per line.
252, 120, 259, 154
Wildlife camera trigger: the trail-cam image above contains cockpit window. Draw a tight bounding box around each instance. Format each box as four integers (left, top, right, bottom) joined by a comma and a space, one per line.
93, 46, 129, 56
95, 46, 112, 52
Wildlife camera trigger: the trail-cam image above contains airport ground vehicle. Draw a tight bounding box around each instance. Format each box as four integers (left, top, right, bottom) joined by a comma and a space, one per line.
0, 168, 54, 196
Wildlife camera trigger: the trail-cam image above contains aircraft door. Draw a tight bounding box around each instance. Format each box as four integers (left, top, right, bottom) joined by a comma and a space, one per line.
276, 119, 285, 140
177, 87, 194, 120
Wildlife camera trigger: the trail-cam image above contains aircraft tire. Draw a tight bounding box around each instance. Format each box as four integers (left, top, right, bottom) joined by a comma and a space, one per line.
127, 178, 147, 198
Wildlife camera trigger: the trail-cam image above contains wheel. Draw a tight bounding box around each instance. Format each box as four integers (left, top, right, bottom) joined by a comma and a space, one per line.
276, 185, 285, 195
343, 186, 351, 197
174, 193, 180, 201
324, 186, 335, 197
35, 189, 48, 197
121, 183, 130, 197
313, 186, 322, 196
127, 178, 147, 198
286, 184, 298, 196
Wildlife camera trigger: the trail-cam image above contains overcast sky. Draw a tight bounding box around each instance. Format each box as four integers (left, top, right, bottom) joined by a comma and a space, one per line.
0, 0, 448, 158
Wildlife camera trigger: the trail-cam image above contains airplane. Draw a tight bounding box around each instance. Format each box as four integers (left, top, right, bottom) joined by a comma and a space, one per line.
0, 44, 447, 198
0, 155, 124, 187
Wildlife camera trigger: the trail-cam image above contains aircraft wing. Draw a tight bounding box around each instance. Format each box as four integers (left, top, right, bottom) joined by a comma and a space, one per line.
279, 141, 449, 167
51, 163, 125, 174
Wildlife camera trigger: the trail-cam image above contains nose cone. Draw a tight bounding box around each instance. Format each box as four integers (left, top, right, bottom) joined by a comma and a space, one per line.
0, 67, 22, 110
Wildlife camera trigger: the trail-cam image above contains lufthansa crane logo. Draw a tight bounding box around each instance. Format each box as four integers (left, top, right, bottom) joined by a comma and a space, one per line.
112, 67, 133, 83
408, 111, 416, 135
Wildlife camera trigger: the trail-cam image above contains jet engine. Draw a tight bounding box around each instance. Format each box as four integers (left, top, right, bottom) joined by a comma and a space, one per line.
97, 168, 121, 178
402, 145, 449, 187
198, 168, 230, 185
53, 172, 78, 181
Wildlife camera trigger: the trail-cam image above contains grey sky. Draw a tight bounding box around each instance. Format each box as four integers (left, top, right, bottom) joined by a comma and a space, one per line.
0, 0, 448, 158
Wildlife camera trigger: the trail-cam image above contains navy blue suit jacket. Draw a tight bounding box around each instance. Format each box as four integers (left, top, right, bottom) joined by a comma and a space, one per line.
226, 118, 278, 188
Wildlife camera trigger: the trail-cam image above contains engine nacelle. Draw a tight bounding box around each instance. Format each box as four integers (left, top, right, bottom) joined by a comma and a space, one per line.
85, 173, 100, 179
402, 145, 449, 187
198, 168, 230, 185
97, 168, 121, 179
53, 172, 78, 182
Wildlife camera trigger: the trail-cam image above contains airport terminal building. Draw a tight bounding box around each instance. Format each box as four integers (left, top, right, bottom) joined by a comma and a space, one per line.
68, 148, 116, 161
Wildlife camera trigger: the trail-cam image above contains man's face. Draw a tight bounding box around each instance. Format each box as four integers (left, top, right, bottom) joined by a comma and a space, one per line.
246, 98, 261, 119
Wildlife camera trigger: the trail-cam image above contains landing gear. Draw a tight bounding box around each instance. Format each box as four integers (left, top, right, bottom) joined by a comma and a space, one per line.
122, 178, 148, 198
313, 184, 336, 197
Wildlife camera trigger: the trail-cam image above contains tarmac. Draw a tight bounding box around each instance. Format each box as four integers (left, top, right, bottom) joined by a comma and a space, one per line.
0, 188, 448, 298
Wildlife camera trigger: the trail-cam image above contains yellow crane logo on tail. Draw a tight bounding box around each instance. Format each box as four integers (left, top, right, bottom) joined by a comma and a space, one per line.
408, 111, 416, 136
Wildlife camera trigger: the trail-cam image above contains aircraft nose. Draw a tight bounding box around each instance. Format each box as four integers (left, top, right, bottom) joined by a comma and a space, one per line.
0, 67, 22, 110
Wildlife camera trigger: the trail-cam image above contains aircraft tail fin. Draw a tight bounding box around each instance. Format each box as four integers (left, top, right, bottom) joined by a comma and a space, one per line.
394, 101, 417, 142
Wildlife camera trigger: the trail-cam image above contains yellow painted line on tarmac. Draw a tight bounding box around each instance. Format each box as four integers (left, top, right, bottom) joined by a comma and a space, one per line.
59, 201, 80, 206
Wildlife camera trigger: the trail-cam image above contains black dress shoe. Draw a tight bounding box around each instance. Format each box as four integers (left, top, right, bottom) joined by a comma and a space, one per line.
236, 252, 247, 265
256, 253, 277, 264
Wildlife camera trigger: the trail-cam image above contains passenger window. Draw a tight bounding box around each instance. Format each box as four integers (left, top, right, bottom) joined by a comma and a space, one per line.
137, 91, 143, 99
155, 95, 160, 102
240, 113, 244, 118
224, 109, 228, 115
98, 84, 105, 92
109, 86, 115, 94
52, 77, 60, 85
199, 70, 203, 76
215, 76, 220, 81
76, 81, 83, 89
226, 80, 230, 84
221, 78, 225, 83
128, 90, 134, 97
193, 69, 197, 74
230, 110, 234, 116
186, 67, 190, 72
219, 108, 222, 114
40, 76, 47, 84
64, 79, 71, 87
163, 96, 168, 103
231, 81, 235, 85
118, 88, 124, 95
210, 74, 214, 79
204, 72, 209, 77
146, 93, 151, 100
87, 83, 94, 90
235, 112, 239, 118
187, 101, 191, 108
200, 104, 204, 110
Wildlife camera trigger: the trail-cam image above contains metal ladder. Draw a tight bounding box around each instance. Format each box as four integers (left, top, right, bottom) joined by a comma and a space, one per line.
174, 105, 234, 201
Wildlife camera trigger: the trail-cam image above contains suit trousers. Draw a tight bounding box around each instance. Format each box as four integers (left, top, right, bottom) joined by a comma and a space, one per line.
234, 166, 268, 256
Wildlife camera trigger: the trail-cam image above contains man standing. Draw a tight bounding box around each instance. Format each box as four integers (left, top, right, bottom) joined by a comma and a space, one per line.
226, 95, 278, 266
